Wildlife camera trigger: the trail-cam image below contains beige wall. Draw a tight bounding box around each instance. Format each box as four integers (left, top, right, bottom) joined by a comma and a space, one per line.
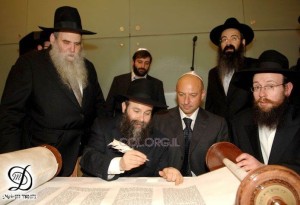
0, 0, 299, 107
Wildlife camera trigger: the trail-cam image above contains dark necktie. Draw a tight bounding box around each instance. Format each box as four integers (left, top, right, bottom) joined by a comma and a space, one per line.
181, 117, 192, 176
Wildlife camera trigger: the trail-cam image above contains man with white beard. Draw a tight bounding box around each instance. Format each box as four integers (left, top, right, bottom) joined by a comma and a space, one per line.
230, 50, 300, 174
0, 6, 106, 176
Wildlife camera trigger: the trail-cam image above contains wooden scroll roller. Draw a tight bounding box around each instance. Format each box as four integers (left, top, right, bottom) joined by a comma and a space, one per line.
0, 145, 62, 205
206, 142, 300, 205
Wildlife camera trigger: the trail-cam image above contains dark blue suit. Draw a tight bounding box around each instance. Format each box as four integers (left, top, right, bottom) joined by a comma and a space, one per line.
153, 107, 229, 175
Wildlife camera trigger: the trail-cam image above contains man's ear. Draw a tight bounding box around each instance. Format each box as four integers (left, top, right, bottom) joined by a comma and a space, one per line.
50, 33, 55, 44
242, 38, 246, 47
121, 102, 127, 113
285, 82, 293, 97
201, 89, 206, 101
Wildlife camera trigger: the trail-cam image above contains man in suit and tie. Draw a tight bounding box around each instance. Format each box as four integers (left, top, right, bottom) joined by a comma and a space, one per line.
0, 6, 106, 176
205, 17, 258, 125
153, 71, 229, 176
106, 48, 166, 117
231, 50, 300, 174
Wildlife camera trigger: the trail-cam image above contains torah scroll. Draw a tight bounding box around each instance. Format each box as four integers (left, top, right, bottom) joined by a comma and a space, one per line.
206, 142, 300, 205
0, 145, 62, 205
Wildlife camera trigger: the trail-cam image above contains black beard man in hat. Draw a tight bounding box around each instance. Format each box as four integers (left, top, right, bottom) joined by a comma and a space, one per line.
0, 6, 106, 176
205, 17, 258, 126
80, 79, 183, 185
230, 49, 300, 175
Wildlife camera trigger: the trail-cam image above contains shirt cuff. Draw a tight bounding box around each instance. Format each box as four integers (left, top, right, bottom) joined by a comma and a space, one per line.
108, 157, 125, 175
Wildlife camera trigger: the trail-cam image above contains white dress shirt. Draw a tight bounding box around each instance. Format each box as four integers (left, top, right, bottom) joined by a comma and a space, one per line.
258, 125, 276, 164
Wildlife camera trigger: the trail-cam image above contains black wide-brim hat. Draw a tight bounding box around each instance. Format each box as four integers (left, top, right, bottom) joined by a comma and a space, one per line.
118, 79, 168, 109
210, 17, 254, 46
232, 50, 300, 90
39, 6, 96, 35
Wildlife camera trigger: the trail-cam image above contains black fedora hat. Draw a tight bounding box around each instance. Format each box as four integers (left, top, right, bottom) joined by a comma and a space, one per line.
119, 79, 167, 109
39, 6, 96, 35
210, 17, 254, 46
232, 50, 300, 90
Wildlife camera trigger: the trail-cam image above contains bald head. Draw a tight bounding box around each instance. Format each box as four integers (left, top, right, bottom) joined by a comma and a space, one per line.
176, 73, 206, 116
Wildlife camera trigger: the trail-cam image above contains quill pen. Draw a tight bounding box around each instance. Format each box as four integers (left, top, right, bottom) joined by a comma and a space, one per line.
108, 139, 149, 161
108, 139, 133, 153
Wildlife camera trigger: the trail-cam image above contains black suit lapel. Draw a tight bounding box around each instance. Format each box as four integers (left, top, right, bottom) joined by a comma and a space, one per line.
189, 109, 207, 154
170, 108, 185, 154
246, 124, 264, 162
269, 111, 299, 164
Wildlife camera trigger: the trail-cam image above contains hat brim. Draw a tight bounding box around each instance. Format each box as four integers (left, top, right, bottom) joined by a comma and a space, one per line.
210, 23, 254, 46
232, 69, 300, 90
118, 95, 168, 109
39, 26, 96, 35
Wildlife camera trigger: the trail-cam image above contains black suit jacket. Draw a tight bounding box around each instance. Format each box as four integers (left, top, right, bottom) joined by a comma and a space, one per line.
205, 57, 258, 124
153, 107, 229, 175
0, 49, 106, 176
231, 106, 300, 174
80, 117, 168, 180
106, 73, 166, 117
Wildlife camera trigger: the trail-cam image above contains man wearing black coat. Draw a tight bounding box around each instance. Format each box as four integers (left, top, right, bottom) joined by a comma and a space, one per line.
106, 49, 166, 117
231, 50, 300, 174
81, 79, 183, 185
205, 17, 258, 125
0, 6, 106, 176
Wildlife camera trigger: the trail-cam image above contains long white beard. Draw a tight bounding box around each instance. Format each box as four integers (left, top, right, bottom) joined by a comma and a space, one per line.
49, 43, 88, 91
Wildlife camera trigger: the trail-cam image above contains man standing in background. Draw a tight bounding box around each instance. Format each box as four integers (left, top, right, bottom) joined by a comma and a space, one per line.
205, 17, 258, 126
0, 6, 106, 176
106, 48, 166, 117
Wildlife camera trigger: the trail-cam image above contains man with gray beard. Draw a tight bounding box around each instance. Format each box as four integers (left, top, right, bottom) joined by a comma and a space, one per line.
80, 79, 183, 185
205, 17, 258, 125
230, 50, 300, 174
0, 6, 106, 176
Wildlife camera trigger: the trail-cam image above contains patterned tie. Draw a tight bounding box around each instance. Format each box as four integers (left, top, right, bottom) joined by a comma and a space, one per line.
181, 117, 192, 176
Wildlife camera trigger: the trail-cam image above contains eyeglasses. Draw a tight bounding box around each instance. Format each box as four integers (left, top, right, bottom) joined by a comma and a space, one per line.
220, 35, 240, 44
251, 84, 285, 92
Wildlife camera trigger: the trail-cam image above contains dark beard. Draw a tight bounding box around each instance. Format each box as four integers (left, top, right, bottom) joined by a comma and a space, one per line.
133, 65, 148, 77
119, 113, 151, 148
253, 97, 289, 129
217, 43, 245, 80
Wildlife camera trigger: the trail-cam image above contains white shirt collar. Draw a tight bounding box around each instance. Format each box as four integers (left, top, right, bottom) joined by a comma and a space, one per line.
178, 107, 199, 130
131, 71, 147, 81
